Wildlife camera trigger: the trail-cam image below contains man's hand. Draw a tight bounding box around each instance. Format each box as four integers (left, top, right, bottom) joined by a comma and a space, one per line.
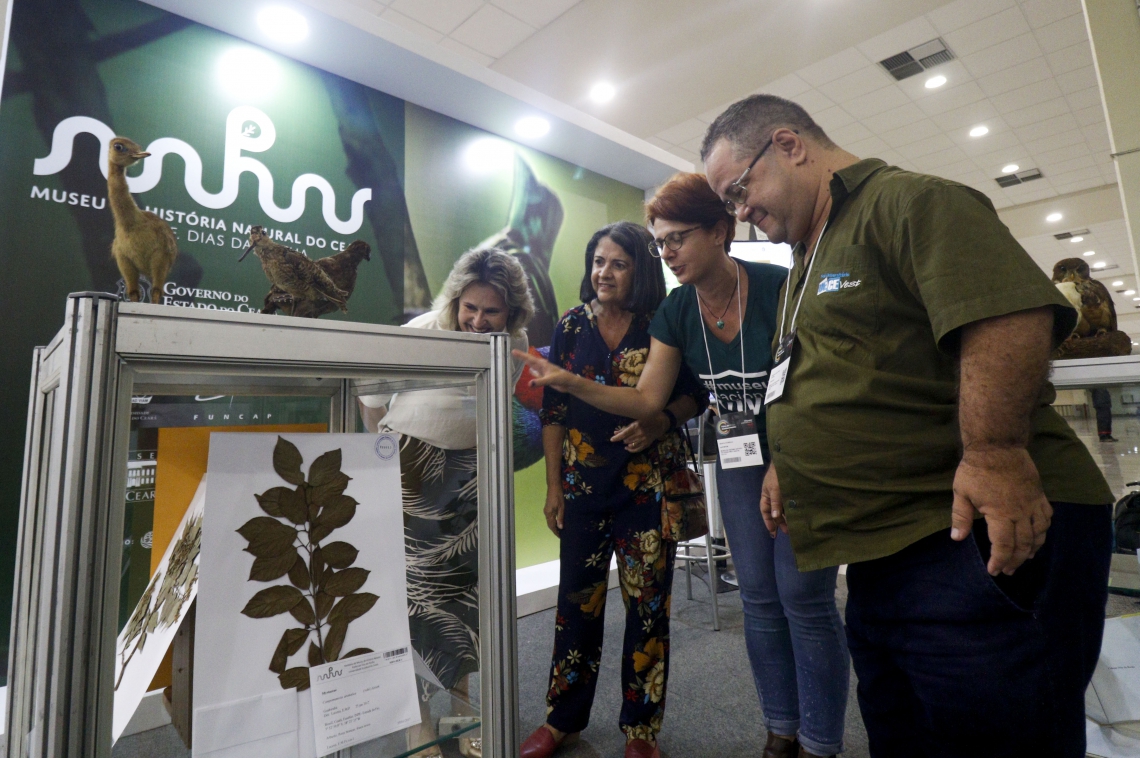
611, 412, 671, 452
544, 485, 566, 538
760, 464, 787, 538
950, 447, 1052, 576
512, 349, 579, 393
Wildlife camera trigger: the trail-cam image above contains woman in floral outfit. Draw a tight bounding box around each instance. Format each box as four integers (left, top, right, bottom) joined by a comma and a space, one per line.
522, 222, 708, 758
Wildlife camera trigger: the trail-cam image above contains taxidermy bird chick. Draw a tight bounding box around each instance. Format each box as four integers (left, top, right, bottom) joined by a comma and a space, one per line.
107, 137, 178, 303
262, 240, 371, 318
240, 226, 349, 313
1052, 257, 1116, 337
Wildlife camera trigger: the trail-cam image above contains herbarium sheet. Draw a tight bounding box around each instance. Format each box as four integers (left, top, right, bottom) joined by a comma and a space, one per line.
194, 433, 416, 757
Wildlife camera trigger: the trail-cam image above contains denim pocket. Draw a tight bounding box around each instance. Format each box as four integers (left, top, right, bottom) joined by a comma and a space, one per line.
967, 525, 1047, 614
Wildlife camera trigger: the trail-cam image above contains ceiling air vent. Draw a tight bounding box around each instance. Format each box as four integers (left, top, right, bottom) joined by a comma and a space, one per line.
1054, 229, 1090, 240
879, 38, 956, 81
995, 168, 1043, 188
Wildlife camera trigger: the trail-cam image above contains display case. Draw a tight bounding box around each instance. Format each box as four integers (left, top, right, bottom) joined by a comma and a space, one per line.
9, 294, 519, 758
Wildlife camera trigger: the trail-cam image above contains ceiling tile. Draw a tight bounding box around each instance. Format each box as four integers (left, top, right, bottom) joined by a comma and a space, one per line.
1046, 40, 1093, 75
450, 4, 536, 58
929, 0, 1017, 35
915, 81, 987, 116
829, 121, 874, 146
1073, 103, 1106, 127
646, 136, 676, 152
977, 57, 1053, 98
1048, 153, 1102, 175
818, 67, 895, 103
1037, 141, 1092, 165
846, 135, 891, 157
655, 118, 709, 146
991, 78, 1065, 114
1020, 0, 1082, 30
344, 0, 388, 16
438, 36, 495, 66
943, 6, 1031, 58
1053, 176, 1110, 196
856, 17, 941, 62
793, 89, 838, 115
1015, 112, 1079, 142
958, 128, 1021, 155
757, 73, 814, 100
380, 6, 447, 42
813, 106, 856, 132
929, 158, 979, 178
878, 118, 944, 148
678, 135, 705, 154
936, 100, 1001, 131
488, 0, 579, 28
861, 102, 928, 133
841, 85, 911, 119
698, 103, 734, 123
389, 0, 483, 35
1001, 96, 1071, 128
798, 48, 872, 88
1002, 183, 1059, 203
960, 32, 1045, 79
671, 146, 699, 163
1082, 124, 1111, 153
896, 133, 957, 160
1054, 65, 1098, 96
914, 145, 970, 170
1049, 165, 1106, 185
879, 149, 907, 166
1033, 12, 1089, 54
1065, 87, 1102, 112
1023, 127, 1083, 156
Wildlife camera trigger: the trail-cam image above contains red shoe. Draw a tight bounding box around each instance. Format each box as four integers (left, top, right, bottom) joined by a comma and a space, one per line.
520, 725, 578, 758
625, 738, 661, 758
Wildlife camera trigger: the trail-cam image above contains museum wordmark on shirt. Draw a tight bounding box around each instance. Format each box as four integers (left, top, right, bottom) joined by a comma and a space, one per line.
699, 369, 768, 416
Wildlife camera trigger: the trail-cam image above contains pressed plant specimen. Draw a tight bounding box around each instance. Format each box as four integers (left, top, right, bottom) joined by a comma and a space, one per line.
117, 514, 202, 689
238, 437, 378, 691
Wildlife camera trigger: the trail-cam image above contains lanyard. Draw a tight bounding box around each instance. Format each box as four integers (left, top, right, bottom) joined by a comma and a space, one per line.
777, 220, 829, 342
696, 260, 746, 412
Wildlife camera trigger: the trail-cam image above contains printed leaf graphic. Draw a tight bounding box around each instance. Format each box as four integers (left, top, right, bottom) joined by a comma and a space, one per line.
324, 567, 369, 597
270, 629, 309, 674
308, 641, 324, 667
255, 487, 292, 518
320, 542, 358, 569
241, 585, 305, 618
343, 648, 373, 659
237, 517, 298, 558
279, 667, 311, 692
328, 593, 379, 624
250, 549, 300, 582
308, 449, 342, 487
273, 437, 305, 485
324, 619, 347, 662
289, 599, 316, 626
288, 556, 310, 590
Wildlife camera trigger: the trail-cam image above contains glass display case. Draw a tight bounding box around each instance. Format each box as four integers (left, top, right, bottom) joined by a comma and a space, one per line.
9, 294, 519, 758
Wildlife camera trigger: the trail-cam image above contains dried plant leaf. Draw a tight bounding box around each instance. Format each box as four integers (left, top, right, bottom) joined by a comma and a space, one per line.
237, 517, 299, 558
308, 641, 323, 667
311, 472, 351, 504
320, 542, 358, 569
343, 648, 373, 659
250, 549, 301, 582
241, 585, 305, 618
328, 593, 379, 624
324, 567, 369, 597
278, 486, 308, 525
279, 666, 311, 691
310, 522, 335, 545
324, 619, 347, 662
308, 449, 342, 487
255, 487, 292, 518
315, 591, 334, 620
270, 628, 309, 674
318, 495, 357, 531
273, 437, 305, 486
289, 599, 317, 626
288, 556, 310, 590
312, 549, 326, 584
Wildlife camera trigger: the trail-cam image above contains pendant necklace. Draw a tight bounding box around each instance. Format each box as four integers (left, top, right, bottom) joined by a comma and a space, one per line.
696, 261, 740, 329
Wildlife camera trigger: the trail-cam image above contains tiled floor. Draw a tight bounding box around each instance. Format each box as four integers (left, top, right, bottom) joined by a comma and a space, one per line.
1064, 414, 1140, 502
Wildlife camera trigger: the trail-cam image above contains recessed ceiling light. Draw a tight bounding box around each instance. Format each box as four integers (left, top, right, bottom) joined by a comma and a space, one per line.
1125, 290, 1136, 295
925, 75, 947, 89
589, 82, 616, 104
1094, 262, 1108, 268
1132, 297, 1139, 302
1046, 212, 1063, 222
1001, 163, 1019, 174
1113, 280, 1124, 286
1083, 250, 1096, 257
1070, 236, 1085, 243
256, 6, 309, 43
969, 125, 989, 137
515, 116, 550, 139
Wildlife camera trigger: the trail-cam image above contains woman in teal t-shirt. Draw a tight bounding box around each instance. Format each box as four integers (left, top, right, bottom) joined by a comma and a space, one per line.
516, 173, 849, 758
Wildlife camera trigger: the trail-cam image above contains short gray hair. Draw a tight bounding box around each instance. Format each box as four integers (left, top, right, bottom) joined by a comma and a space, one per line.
699, 94, 836, 163
433, 247, 534, 338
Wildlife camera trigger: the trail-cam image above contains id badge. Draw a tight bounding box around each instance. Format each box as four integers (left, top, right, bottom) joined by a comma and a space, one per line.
715, 411, 764, 469
765, 330, 796, 406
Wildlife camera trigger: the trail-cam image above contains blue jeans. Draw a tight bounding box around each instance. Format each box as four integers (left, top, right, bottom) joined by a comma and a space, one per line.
716, 461, 850, 755
845, 502, 1112, 757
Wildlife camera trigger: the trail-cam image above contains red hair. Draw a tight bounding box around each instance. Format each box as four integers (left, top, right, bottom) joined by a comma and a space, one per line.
645, 172, 736, 253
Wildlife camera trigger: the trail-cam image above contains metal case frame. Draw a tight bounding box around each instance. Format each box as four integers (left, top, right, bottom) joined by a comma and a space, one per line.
9, 294, 519, 758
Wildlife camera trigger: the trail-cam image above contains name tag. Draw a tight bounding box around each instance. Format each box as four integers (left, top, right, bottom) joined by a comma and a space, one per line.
715, 411, 764, 469
765, 331, 795, 406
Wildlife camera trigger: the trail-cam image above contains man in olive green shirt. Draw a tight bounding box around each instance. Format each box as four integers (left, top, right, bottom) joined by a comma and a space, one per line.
702, 95, 1112, 757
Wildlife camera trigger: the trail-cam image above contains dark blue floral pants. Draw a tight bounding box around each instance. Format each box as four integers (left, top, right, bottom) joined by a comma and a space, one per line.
544, 496, 676, 743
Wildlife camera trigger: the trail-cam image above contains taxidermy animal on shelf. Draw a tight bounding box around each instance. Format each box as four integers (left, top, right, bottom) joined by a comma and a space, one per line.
240, 226, 350, 314
107, 137, 178, 303
1052, 257, 1116, 337
262, 240, 371, 318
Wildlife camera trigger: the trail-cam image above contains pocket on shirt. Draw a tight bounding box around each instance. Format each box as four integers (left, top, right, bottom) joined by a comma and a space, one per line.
799, 244, 880, 338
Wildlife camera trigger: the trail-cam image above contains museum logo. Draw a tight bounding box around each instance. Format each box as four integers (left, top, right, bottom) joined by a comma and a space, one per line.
31, 106, 371, 235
